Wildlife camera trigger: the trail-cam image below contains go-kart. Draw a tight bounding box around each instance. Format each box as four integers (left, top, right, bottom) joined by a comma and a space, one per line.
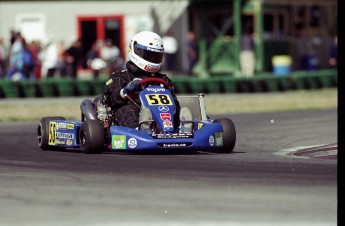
37, 77, 236, 154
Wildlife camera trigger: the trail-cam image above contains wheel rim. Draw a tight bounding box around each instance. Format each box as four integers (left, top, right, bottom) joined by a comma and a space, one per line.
80, 130, 86, 147
37, 124, 43, 146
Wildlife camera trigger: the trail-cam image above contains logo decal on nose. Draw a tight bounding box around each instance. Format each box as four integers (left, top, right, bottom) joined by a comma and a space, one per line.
160, 113, 171, 121
158, 106, 169, 112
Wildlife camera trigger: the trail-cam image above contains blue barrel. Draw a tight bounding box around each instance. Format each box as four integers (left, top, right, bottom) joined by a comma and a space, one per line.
272, 55, 292, 76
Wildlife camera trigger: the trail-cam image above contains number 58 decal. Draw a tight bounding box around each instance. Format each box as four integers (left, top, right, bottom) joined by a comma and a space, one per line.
48, 122, 57, 145
145, 94, 173, 105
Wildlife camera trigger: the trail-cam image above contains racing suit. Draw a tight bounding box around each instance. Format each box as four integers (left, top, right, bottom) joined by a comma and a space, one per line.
101, 61, 180, 129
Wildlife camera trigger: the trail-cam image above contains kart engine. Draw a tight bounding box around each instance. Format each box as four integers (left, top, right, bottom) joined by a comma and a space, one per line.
96, 104, 111, 128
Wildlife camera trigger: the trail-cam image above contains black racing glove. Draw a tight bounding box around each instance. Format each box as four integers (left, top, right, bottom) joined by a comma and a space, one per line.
120, 78, 142, 98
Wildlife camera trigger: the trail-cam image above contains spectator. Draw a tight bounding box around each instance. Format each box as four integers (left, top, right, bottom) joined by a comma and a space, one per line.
28, 40, 42, 80
100, 39, 122, 75
162, 31, 178, 72
0, 37, 9, 78
41, 41, 59, 78
328, 35, 337, 68
5, 32, 25, 80
87, 41, 106, 78
22, 39, 35, 79
240, 25, 255, 77
186, 31, 198, 75
57, 40, 67, 77
64, 40, 82, 78
10, 30, 16, 47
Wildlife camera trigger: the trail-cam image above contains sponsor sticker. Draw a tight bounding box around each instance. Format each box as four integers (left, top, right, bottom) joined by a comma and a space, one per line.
67, 124, 74, 130
56, 138, 65, 145
146, 47, 164, 52
144, 65, 157, 72
106, 79, 113, 86
209, 135, 215, 147
56, 122, 67, 130
158, 106, 169, 112
146, 88, 166, 93
160, 113, 171, 121
153, 133, 193, 139
112, 135, 126, 149
163, 121, 173, 129
159, 143, 190, 148
215, 132, 223, 146
56, 132, 74, 139
128, 138, 138, 149
66, 140, 73, 146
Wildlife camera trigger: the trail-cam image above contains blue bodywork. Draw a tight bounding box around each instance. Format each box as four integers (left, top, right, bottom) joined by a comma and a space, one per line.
108, 121, 224, 151
139, 86, 176, 133
46, 120, 82, 149
49, 119, 224, 151
47, 85, 225, 151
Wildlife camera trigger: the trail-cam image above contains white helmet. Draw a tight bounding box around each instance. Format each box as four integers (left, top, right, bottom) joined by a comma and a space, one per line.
128, 31, 164, 73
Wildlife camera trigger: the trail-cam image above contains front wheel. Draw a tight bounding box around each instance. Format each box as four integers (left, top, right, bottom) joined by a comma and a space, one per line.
213, 118, 236, 153
79, 120, 105, 154
37, 116, 66, 151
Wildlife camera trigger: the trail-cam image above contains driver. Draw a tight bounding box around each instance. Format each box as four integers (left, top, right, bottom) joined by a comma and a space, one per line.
98, 31, 181, 130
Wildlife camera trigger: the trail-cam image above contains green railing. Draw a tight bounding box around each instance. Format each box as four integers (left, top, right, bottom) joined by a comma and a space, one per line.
194, 38, 238, 77
0, 69, 337, 98
207, 38, 238, 75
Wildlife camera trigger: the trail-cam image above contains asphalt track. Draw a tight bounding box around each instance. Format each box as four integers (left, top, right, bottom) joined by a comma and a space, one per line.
0, 109, 337, 225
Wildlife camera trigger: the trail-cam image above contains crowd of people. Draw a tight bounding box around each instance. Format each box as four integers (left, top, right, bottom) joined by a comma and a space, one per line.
0, 29, 338, 81
0, 31, 124, 81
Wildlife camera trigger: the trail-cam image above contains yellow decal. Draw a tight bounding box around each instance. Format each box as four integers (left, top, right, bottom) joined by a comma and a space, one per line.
48, 122, 57, 145
145, 94, 172, 105
66, 140, 73, 146
198, 123, 204, 130
67, 124, 74, 130
106, 79, 113, 86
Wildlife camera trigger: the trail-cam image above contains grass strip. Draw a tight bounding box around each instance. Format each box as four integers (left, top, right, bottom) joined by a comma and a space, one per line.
0, 88, 337, 122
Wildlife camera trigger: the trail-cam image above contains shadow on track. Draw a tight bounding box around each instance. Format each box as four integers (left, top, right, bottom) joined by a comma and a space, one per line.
40, 148, 244, 156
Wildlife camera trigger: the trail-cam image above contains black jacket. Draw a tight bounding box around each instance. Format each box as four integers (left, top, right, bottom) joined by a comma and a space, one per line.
103, 61, 180, 110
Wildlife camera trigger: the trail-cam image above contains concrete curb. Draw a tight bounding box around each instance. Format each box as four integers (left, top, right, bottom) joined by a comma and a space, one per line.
275, 144, 337, 160
292, 143, 338, 160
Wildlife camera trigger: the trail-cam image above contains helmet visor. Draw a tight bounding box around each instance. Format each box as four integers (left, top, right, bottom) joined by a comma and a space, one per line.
134, 43, 164, 64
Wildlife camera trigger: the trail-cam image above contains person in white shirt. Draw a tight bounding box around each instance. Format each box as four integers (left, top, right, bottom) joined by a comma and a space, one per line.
41, 41, 59, 78
100, 39, 122, 74
162, 31, 178, 72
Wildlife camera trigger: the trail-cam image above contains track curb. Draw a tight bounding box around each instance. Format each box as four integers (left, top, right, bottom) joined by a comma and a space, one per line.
275, 143, 338, 160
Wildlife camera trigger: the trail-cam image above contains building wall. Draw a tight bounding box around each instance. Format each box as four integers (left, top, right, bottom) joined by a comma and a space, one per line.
0, 1, 157, 46
0, 1, 190, 72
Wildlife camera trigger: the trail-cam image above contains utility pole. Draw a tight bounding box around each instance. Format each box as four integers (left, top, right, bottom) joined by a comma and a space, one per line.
254, 0, 264, 72
234, 0, 242, 74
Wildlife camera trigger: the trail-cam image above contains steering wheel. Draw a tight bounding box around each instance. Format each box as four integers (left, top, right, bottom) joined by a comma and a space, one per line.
140, 77, 170, 89
124, 77, 171, 109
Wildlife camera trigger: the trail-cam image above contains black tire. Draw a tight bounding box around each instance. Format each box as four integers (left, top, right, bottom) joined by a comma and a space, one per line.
213, 118, 236, 153
79, 120, 105, 154
37, 116, 66, 151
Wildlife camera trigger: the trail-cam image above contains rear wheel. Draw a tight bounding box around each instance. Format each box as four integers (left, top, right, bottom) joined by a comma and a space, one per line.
213, 118, 236, 153
79, 120, 105, 154
37, 116, 65, 151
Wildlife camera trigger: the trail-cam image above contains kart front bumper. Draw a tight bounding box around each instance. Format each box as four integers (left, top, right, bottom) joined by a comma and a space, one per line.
109, 123, 224, 151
